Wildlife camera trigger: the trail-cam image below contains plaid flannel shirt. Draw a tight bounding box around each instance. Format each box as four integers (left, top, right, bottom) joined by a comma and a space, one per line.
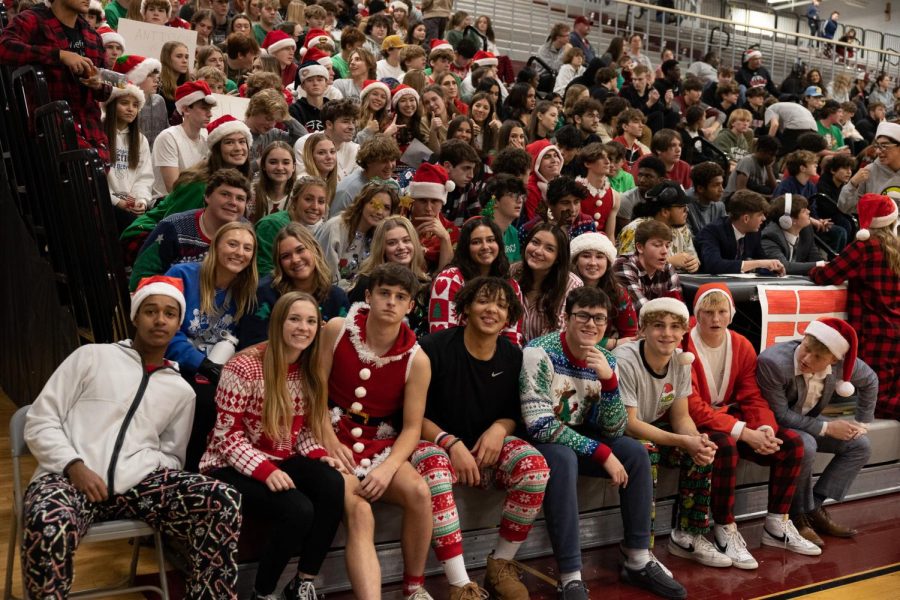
613, 252, 683, 313
0, 5, 111, 164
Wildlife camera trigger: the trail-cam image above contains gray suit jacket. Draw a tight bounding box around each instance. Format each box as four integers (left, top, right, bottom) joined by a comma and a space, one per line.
760, 222, 825, 275
756, 340, 878, 436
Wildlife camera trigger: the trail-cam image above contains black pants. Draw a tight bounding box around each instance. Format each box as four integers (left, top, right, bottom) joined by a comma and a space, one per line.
212, 456, 345, 594
185, 376, 217, 472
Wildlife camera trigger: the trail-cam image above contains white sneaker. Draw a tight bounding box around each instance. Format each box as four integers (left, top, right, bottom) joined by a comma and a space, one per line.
761, 517, 823, 556
406, 588, 435, 600
667, 531, 733, 567
714, 523, 758, 569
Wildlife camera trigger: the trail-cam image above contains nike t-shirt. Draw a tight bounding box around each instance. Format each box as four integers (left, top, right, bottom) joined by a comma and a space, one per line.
420, 326, 523, 448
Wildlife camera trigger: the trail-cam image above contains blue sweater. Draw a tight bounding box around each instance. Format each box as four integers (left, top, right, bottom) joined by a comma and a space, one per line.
164, 262, 238, 372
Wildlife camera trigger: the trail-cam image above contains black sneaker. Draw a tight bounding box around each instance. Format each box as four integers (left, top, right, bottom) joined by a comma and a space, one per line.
621, 561, 687, 599
557, 580, 589, 600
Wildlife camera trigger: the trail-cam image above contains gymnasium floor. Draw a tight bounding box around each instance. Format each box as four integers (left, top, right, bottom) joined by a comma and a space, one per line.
3, 392, 899, 600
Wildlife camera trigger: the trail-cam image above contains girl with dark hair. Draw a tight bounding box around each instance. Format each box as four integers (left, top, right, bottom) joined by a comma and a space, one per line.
446, 115, 475, 145
391, 85, 434, 152
430, 217, 525, 345
498, 119, 527, 150
512, 222, 583, 342
468, 92, 500, 157
570, 232, 637, 350
250, 141, 296, 224
475, 76, 502, 109
201, 291, 346, 600
527, 100, 560, 142
104, 84, 153, 231
421, 84, 455, 149
503, 82, 536, 128
599, 36, 625, 67
438, 71, 468, 116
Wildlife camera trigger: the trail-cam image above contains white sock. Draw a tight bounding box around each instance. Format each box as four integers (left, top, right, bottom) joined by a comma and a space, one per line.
622, 546, 651, 569
493, 538, 522, 562
559, 571, 582, 586
443, 555, 470, 588
670, 528, 693, 546
765, 513, 787, 532
713, 523, 731, 544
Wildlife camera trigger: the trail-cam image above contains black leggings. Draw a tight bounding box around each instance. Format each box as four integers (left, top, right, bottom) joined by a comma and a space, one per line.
212, 455, 345, 594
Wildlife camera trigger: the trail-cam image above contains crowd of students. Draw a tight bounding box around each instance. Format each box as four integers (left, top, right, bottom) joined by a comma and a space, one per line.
5, 1, 900, 600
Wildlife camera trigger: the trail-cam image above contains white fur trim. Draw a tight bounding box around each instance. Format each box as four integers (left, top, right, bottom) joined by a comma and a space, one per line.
267, 37, 296, 55
534, 145, 561, 183
409, 181, 452, 203
299, 63, 329, 81
353, 446, 392, 477
835, 380, 855, 397
141, 0, 172, 15
89, 0, 102, 12
101, 31, 126, 51
130, 281, 185, 321
207, 120, 252, 149
126, 57, 161, 86
869, 206, 899, 229
431, 41, 453, 53
106, 83, 146, 111
306, 34, 336, 50
677, 351, 694, 365
693, 287, 735, 322
175, 91, 216, 114
570, 232, 616, 264
474, 57, 498, 67
360, 81, 391, 102
856, 228, 871, 241
344, 303, 416, 367
390, 1, 407, 11
804, 320, 850, 359
639, 297, 689, 324
390, 86, 419, 107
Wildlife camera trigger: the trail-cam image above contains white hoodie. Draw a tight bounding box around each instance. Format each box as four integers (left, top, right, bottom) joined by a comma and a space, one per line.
107, 128, 155, 207
25, 341, 195, 494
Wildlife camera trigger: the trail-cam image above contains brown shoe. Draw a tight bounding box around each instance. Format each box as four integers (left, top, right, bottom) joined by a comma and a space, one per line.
793, 513, 826, 547
449, 582, 489, 600
807, 506, 857, 538
484, 555, 528, 600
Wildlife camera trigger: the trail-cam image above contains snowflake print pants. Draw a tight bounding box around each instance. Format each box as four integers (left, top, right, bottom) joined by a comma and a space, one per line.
21, 469, 242, 600
411, 437, 550, 561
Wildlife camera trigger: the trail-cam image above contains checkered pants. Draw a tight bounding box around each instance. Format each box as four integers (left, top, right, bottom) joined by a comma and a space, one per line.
22, 469, 242, 600
411, 437, 550, 561
641, 441, 713, 547
706, 428, 804, 524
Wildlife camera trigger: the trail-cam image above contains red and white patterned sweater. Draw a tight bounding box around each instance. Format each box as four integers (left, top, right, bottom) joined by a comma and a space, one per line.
199, 345, 327, 482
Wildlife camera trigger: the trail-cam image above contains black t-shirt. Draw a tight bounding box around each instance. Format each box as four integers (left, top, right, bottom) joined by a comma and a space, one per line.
420, 326, 523, 448
61, 23, 86, 57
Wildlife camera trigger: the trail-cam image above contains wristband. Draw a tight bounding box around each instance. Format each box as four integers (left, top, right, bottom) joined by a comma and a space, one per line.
447, 438, 464, 453
435, 431, 449, 447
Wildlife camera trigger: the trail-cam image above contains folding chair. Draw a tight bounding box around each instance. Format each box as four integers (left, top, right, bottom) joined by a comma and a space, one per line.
4, 405, 170, 600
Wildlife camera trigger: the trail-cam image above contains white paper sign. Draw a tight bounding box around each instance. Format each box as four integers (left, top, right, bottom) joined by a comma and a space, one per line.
117, 19, 198, 71
210, 93, 251, 121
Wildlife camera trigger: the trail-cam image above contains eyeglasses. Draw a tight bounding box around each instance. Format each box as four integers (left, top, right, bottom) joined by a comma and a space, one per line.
572, 311, 608, 326
873, 142, 899, 151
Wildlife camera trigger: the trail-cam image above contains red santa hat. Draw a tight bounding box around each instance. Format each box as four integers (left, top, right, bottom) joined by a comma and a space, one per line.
472, 50, 498, 67
105, 82, 146, 111
640, 297, 694, 365
174, 80, 217, 114
130, 275, 186, 321
206, 115, 252, 149
391, 83, 419, 107
359, 79, 391, 102
301, 29, 336, 56
298, 60, 329, 82
262, 29, 297, 56
742, 48, 762, 63
390, 1, 407, 12
304, 46, 333, 68
113, 54, 162, 86
526, 139, 561, 183
692, 282, 735, 323
804, 318, 858, 397
409, 162, 455, 204
98, 25, 125, 51
569, 232, 616, 265
429, 39, 454, 54
856, 193, 898, 240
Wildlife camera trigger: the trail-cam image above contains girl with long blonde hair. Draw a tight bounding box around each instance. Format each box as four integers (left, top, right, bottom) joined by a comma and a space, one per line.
251, 141, 297, 224
201, 291, 346, 600
301, 133, 338, 202
239, 222, 350, 348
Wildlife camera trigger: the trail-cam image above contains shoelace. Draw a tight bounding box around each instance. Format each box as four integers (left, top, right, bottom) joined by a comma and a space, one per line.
457, 584, 489, 600
723, 525, 749, 553
296, 581, 317, 600
408, 588, 434, 600
495, 560, 524, 582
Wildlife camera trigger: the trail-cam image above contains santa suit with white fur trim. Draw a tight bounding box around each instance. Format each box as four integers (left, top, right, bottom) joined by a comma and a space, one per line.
685, 283, 805, 525
328, 303, 420, 477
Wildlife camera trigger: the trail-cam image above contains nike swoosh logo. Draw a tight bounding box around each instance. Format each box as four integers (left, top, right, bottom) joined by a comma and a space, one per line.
492, 371, 504, 377
715, 540, 727, 553
764, 528, 787, 542
672, 540, 695, 552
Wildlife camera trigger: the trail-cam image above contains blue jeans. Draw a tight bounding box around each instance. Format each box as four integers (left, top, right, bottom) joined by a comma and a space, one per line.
536, 435, 653, 573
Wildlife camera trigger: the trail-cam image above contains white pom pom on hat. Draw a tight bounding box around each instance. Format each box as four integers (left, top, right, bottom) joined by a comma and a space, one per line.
677, 351, 695, 366
855, 192, 898, 241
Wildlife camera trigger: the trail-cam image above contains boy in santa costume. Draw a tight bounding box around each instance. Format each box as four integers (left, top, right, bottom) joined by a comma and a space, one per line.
757, 317, 878, 547
614, 298, 729, 572
685, 283, 821, 567
318, 263, 435, 600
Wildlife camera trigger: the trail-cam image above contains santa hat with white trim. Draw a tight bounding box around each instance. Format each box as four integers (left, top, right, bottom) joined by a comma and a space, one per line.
130, 275, 186, 321
429, 39, 454, 54
359, 79, 391, 102
301, 29, 336, 57
298, 60, 329, 83
409, 162, 455, 204
105, 82, 146, 111
206, 115, 253, 150
391, 83, 419, 107
98, 25, 125, 52
141, 0, 172, 15
262, 29, 297, 56
304, 46, 333, 68
856, 193, 898, 240
472, 50, 498, 67
742, 48, 762, 64
113, 54, 162, 86
640, 297, 694, 365
692, 282, 735, 323
526, 140, 562, 184
569, 232, 616, 265
390, 1, 407, 11
804, 318, 858, 397
89, 0, 104, 15
174, 80, 217, 115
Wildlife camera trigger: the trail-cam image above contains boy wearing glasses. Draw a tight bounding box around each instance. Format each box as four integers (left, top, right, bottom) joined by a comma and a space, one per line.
521, 287, 686, 600
614, 298, 729, 572
838, 121, 900, 214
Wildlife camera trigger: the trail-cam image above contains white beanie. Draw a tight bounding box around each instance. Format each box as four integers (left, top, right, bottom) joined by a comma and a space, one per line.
570, 232, 616, 265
